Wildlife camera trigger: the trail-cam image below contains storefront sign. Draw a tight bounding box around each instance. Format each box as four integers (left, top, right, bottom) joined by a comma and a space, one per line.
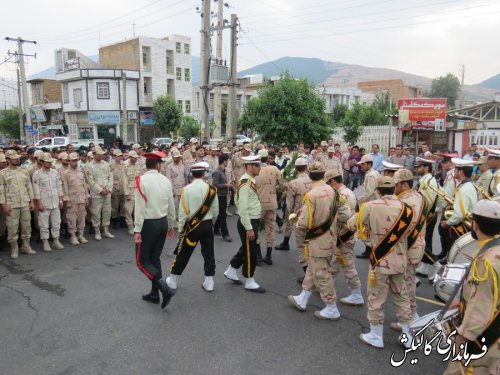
140, 111, 155, 126
88, 111, 120, 125
398, 98, 447, 132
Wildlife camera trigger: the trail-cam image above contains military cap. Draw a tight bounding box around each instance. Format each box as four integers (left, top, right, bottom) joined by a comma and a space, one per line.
113, 149, 123, 157
34, 150, 44, 159
58, 152, 69, 160
129, 150, 139, 158
451, 158, 475, 168
132, 143, 142, 150
171, 149, 181, 158
242, 155, 261, 164
41, 153, 55, 163
309, 161, 325, 173
324, 169, 341, 182
93, 146, 106, 155
486, 148, 500, 158
475, 156, 488, 165
327, 147, 335, 153
383, 161, 403, 171
68, 152, 79, 161
144, 151, 166, 160
377, 176, 395, 188
356, 154, 373, 165
0, 154, 6, 162
221, 147, 230, 154
258, 149, 269, 158
320, 141, 328, 147
393, 169, 414, 184
294, 157, 308, 167
6, 150, 20, 159
473, 200, 500, 219
191, 161, 209, 171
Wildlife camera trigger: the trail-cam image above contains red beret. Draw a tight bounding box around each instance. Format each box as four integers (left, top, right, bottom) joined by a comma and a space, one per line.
144, 151, 166, 160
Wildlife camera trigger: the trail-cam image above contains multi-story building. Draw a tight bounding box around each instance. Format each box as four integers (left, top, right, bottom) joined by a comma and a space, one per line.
357, 79, 423, 103
27, 78, 64, 137
55, 48, 140, 145
99, 35, 192, 141
318, 86, 375, 112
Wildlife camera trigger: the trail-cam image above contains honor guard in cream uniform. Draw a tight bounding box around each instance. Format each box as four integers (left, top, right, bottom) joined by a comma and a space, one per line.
351, 177, 414, 349
255, 149, 287, 265
0, 151, 35, 259
324, 169, 364, 306
32, 153, 65, 252
224, 154, 267, 293
134, 151, 176, 309
475, 156, 492, 199
122, 150, 141, 235
443, 200, 500, 375
486, 148, 500, 199
288, 162, 341, 320
62, 152, 89, 245
86, 146, 114, 241
110, 149, 126, 229
164, 148, 186, 226
167, 162, 219, 292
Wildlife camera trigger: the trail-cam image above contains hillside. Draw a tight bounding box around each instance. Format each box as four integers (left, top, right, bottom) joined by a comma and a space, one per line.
475, 74, 500, 90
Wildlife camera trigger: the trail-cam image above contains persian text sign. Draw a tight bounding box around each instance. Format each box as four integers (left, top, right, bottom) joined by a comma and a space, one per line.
398, 98, 446, 132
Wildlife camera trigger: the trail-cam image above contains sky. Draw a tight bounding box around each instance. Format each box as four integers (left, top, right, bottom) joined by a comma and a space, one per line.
1, 0, 499, 93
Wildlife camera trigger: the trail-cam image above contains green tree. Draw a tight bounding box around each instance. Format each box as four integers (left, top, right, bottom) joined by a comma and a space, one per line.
339, 103, 365, 145
152, 95, 183, 134
429, 73, 461, 108
329, 104, 348, 125
179, 116, 200, 140
0, 108, 21, 138
239, 73, 333, 145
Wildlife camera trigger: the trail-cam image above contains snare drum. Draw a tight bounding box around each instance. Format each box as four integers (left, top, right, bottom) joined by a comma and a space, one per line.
433, 263, 467, 302
448, 232, 477, 264
409, 308, 459, 347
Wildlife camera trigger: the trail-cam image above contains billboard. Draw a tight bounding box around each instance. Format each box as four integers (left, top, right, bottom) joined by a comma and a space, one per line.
140, 111, 155, 126
398, 98, 446, 132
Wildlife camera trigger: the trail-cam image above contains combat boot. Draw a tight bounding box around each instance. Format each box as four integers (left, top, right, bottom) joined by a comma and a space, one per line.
120, 217, 128, 228
69, 233, 80, 245
21, 239, 36, 255
142, 282, 160, 304
275, 237, 290, 251
112, 218, 119, 230
156, 279, 176, 309
360, 325, 384, 348
94, 227, 102, 241
340, 288, 364, 306
9, 241, 19, 259
263, 247, 273, 265
53, 238, 64, 250
288, 289, 312, 311
314, 302, 341, 320
77, 231, 88, 244
103, 226, 115, 239
42, 239, 52, 252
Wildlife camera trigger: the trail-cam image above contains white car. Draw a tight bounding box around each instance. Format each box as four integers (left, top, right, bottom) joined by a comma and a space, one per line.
150, 137, 173, 147
236, 134, 251, 146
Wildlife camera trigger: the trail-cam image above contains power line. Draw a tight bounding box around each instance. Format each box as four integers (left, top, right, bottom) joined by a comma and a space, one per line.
238, 25, 283, 74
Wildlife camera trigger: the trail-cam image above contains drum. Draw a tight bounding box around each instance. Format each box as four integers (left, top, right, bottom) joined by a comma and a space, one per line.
448, 232, 477, 264
409, 308, 459, 347
433, 263, 467, 302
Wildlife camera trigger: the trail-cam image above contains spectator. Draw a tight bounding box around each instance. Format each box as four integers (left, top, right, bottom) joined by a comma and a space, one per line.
386, 144, 408, 167
333, 143, 343, 160
403, 145, 415, 170
463, 143, 478, 160
347, 145, 362, 190
369, 143, 384, 172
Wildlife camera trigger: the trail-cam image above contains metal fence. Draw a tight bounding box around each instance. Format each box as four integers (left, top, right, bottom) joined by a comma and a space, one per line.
331, 125, 399, 154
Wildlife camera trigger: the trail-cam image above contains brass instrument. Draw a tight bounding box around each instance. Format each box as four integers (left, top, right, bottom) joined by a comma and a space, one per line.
288, 213, 299, 224
422, 181, 454, 206
472, 182, 492, 200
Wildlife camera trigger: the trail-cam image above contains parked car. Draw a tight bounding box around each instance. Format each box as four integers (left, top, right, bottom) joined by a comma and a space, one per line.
236, 134, 251, 146
34, 137, 103, 151
150, 137, 173, 148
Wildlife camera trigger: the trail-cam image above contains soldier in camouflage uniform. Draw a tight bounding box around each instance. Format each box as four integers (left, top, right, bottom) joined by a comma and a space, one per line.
314, 141, 329, 165
132, 144, 146, 175
85, 146, 114, 240
255, 149, 287, 265
164, 148, 186, 226
62, 152, 89, 245
0, 151, 35, 258
486, 148, 500, 199
288, 162, 341, 320
33, 153, 65, 252
110, 149, 125, 229
323, 147, 342, 173
122, 150, 141, 235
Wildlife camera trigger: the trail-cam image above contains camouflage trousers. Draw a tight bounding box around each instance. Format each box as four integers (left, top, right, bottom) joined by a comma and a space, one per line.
404, 263, 418, 317
367, 270, 412, 325
66, 203, 86, 234
261, 209, 276, 248
303, 255, 337, 304
38, 208, 61, 240
444, 355, 499, 375
330, 240, 361, 289
173, 194, 181, 224
91, 195, 111, 228
124, 198, 135, 229
111, 194, 125, 219
6, 206, 31, 241
295, 227, 307, 267
284, 208, 293, 238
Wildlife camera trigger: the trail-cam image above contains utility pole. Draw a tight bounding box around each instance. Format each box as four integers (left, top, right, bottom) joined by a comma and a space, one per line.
213, 0, 224, 138
6, 37, 37, 143
199, 0, 212, 143
16, 68, 23, 139
227, 14, 238, 143
459, 64, 465, 108
121, 71, 128, 142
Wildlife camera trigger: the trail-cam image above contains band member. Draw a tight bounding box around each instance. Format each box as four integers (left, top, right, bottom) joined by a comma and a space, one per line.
167, 162, 219, 292
288, 162, 341, 320
436, 153, 456, 262
381, 161, 403, 177
443, 200, 500, 375
475, 156, 492, 199
224, 154, 266, 293
486, 148, 500, 198
134, 151, 176, 309
352, 177, 414, 349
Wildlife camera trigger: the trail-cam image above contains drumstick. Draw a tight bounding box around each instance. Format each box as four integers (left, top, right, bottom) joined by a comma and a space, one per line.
416, 296, 445, 307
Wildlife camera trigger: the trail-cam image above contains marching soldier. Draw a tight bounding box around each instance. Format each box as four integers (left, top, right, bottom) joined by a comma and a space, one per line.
486, 148, 500, 198
255, 149, 287, 265
110, 149, 125, 229
86, 146, 114, 240
324, 169, 364, 306
475, 156, 492, 198
62, 152, 89, 245
288, 162, 341, 320
353, 177, 414, 349
0, 151, 35, 259
167, 162, 219, 292
164, 148, 186, 227
443, 199, 500, 375
224, 154, 266, 293
134, 151, 176, 309
122, 150, 141, 235
32, 153, 65, 252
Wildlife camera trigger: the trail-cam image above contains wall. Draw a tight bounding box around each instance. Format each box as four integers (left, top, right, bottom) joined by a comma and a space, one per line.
99, 39, 140, 71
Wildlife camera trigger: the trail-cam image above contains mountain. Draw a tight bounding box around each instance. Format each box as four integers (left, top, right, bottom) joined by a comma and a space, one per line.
475, 74, 500, 90
28, 55, 100, 80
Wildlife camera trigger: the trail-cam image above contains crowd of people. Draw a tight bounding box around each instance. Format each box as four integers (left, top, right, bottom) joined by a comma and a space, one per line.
1, 137, 499, 375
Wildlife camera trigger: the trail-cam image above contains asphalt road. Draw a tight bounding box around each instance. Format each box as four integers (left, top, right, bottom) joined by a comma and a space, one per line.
0, 214, 449, 375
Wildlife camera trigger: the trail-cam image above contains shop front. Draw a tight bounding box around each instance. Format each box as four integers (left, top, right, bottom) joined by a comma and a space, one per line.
88, 111, 120, 146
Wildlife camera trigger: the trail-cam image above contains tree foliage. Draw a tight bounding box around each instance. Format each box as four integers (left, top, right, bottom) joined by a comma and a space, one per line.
239, 73, 333, 145
429, 73, 461, 108
0, 108, 21, 139
179, 116, 200, 140
153, 95, 183, 134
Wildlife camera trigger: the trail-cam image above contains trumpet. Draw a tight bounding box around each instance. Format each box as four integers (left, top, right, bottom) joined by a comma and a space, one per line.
422, 181, 454, 206
472, 182, 492, 200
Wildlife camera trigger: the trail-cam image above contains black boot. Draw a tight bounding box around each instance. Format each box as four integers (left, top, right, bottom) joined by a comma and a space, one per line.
356, 246, 371, 259
156, 279, 176, 309
297, 266, 307, 284
264, 247, 273, 265
275, 237, 290, 251
256, 246, 264, 266
112, 218, 119, 230
142, 282, 160, 304
0, 236, 6, 252
120, 217, 128, 228
88, 225, 95, 235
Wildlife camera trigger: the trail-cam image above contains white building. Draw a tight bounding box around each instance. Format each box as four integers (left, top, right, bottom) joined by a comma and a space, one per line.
318, 86, 375, 112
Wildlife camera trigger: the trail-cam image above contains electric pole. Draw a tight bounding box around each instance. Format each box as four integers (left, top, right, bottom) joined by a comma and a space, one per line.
213, 0, 224, 138
121, 71, 128, 142
199, 0, 212, 143
459, 64, 465, 108
16, 68, 23, 139
227, 14, 238, 143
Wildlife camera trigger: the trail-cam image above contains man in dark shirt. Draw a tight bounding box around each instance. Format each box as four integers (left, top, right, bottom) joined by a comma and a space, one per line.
347, 145, 362, 190
212, 154, 233, 242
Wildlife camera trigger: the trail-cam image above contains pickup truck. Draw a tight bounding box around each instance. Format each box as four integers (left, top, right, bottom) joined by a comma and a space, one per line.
34, 137, 104, 151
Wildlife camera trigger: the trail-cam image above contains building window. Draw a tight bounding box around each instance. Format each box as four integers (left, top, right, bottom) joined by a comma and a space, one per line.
96, 82, 110, 99
33, 84, 44, 103
144, 81, 149, 95
177, 100, 183, 111
185, 100, 191, 113
176, 67, 182, 81
176, 42, 181, 53
184, 68, 190, 82
184, 43, 190, 54
63, 83, 69, 104
73, 88, 82, 104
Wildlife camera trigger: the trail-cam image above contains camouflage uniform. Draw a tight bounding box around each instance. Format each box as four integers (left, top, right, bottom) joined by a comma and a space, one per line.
62, 163, 89, 236
33, 168, 64, 241
232, 153, 246, 184
358, 167, 380, 205
122, 161, 140, 234
323, 156, 341, 173
165, 162, 186, 221
110, 161, 125, 221
476, 168, 492, 199
86, 159, 113, 229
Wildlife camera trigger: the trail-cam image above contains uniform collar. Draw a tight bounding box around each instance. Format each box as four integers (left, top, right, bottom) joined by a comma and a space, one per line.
145, 170, 159, 175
